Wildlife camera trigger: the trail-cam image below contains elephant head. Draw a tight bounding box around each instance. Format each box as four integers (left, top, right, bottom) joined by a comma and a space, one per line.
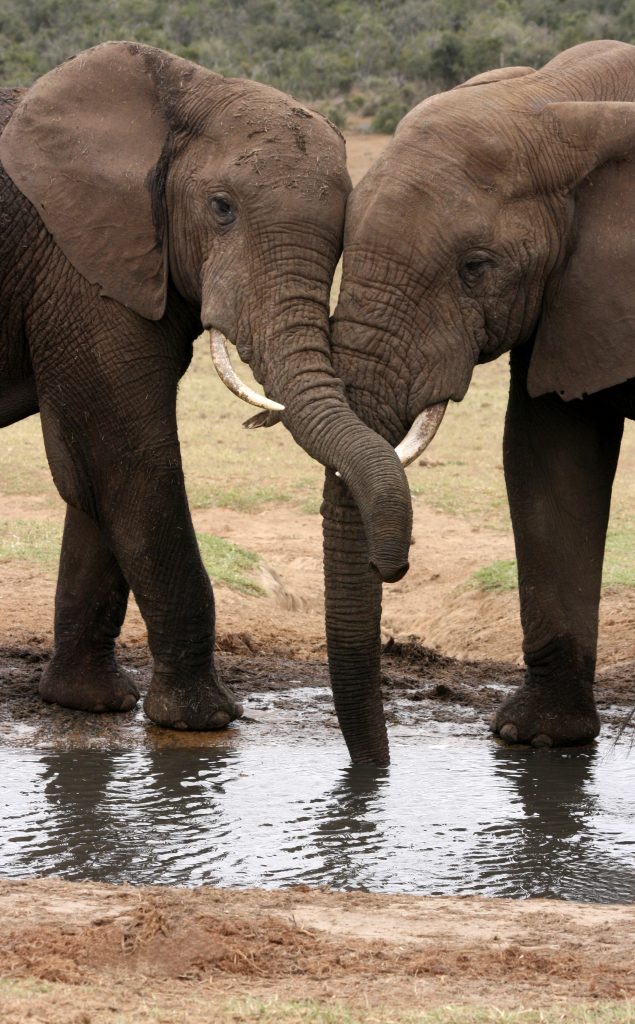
0, 41, 412, 584
329, 40, 635, 763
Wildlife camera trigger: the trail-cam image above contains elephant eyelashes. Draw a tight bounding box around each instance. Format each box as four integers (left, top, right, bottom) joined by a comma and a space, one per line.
460, 255, 493, 286
210, 195, 236, 225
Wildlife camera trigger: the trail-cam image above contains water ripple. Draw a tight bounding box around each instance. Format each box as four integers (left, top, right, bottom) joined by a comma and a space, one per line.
0, 739, 634, 901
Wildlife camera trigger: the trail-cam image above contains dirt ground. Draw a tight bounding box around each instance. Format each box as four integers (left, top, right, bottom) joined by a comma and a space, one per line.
2, 489, 635, 1022
2, 130, 635, 1022
2, 879, 635, 1022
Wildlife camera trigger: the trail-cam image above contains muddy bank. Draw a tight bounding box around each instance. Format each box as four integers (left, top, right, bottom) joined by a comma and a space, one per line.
0, 637, 633, 750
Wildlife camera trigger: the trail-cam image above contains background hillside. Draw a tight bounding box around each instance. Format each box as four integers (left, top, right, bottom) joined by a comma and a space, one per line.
1, 0, 634, 130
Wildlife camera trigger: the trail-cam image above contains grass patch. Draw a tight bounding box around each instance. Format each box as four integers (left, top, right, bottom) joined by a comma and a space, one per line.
190, 485, 291, 512
0, 519, 62, 568
223, 1000, 635, 1023
604, 528, 635, 588
0, 983, 632, 1024
0, 519, 260, 596
196, 532, 262, 595
471, 558, 517, 592
472, 529, 635, 594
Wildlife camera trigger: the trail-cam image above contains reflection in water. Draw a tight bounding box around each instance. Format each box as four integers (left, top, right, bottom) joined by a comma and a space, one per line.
0, 739, 634, 901
308, 765, 388, 889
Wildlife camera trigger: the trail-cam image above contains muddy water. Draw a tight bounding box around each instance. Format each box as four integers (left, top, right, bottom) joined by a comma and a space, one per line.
1, 733, 634, 902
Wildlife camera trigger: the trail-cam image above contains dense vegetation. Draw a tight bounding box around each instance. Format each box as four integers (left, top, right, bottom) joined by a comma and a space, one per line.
2, 1, 635, 130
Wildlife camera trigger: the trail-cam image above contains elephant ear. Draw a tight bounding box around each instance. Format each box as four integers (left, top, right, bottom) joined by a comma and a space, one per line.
528, 101, 635, 400
0, 42, 179, 320
455, 66, 535, 89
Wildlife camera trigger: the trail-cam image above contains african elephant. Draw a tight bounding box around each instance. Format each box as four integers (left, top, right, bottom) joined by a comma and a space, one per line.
0, 42, 412, 730
328, 39, 635, 763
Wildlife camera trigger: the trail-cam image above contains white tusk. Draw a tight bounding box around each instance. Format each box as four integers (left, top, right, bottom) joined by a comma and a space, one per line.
335, 401, 447, 478
395, 401, 448, 467
208, 330, 285, 412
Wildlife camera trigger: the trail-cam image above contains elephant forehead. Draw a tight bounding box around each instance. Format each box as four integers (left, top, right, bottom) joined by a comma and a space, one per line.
211, 82, 346, 161
349, 156, 500, 247
395, 93, 526, 189
190, 134, 351, 206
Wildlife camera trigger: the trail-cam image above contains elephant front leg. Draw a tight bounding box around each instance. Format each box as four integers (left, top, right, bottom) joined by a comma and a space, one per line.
40, 504, 139, 712
493, 348, 623, 747
89, 458, 243, 731
37, 372, 242, 731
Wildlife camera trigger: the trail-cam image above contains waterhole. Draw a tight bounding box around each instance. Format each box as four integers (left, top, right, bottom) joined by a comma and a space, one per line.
1, 734, 634, 902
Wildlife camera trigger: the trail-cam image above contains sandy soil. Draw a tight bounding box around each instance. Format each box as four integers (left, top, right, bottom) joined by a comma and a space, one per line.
4, 488, 635, 669
2, 879, 635, 1022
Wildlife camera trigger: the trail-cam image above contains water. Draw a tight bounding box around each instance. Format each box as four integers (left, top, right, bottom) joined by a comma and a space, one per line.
1, 737, 634, 901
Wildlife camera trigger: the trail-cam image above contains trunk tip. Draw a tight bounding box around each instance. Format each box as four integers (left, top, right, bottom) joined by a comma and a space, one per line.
369, 558, 410, 584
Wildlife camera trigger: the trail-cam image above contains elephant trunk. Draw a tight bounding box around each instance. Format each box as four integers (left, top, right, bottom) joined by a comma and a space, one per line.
323, 466, 387, 764
264, 341, 413, 585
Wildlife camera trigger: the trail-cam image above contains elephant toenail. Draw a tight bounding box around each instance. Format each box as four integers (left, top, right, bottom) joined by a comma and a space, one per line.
488, 714, 498, 733
211, 711, 231, 728
500, 723, 519, 743
174, 720, 188, 730
120, 694, 137, 711
532, 734, 552, 748
235, 703, 244, 718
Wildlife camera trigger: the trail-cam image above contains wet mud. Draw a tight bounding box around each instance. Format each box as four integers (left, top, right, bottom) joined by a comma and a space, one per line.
1, 636, 633, 750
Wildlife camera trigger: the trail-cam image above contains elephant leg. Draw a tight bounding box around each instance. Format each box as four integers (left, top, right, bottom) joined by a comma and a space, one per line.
39, 504, 138, 713
34, 316, 242, 731
493, 346, 623, 747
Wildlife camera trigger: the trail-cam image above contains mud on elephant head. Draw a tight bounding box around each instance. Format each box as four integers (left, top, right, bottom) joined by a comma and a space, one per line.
329, 40, 635, 763
0, 42, 413, 732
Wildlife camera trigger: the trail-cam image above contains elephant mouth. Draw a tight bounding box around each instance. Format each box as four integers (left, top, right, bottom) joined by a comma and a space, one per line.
208, 329, 284, 415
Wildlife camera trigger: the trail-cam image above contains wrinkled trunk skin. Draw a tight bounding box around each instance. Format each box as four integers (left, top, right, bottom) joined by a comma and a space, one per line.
322, 313, 423, 764
323, 466, 387, 764
254, 315, 413, 587
256, 310, 411, 763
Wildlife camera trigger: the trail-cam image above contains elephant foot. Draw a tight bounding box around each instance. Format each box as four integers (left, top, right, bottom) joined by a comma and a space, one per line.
144, 671, 243, 730
490, 681, 600, 747
40, 657, 140, 713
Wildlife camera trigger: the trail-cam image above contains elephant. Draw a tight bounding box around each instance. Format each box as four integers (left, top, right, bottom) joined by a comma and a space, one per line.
327, 39, 635, 763
0, 42, 413, 731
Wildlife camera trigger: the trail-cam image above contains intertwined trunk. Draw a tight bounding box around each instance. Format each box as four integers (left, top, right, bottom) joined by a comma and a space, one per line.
253, 298, 413, 586
321, 314, 416, 764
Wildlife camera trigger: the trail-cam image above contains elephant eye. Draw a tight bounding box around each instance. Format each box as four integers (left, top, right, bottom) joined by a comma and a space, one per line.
460, 254, 493, 286
210, 195, 236, 225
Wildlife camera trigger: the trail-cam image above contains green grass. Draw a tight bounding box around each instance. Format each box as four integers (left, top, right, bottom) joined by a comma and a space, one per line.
196, 532, 262, 595
225, 1003, 635, 1024
472, 529, 635, 593
0, 984, 633, 1024
0, 518, 261, 595
0, 519, 62, 568
472, 558, 518, 592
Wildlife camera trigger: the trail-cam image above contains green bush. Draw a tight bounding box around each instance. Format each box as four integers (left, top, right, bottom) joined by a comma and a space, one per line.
371, 100, 408, 134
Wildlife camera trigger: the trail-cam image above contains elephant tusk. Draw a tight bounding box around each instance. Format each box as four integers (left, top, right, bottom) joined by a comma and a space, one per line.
394, 402, 447, 467
208, 330, 285, 413
335, 402, 447, 478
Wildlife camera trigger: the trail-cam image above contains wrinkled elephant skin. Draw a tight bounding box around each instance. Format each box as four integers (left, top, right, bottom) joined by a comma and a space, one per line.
0, 42, 413, 732
330, 40, 635, 761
